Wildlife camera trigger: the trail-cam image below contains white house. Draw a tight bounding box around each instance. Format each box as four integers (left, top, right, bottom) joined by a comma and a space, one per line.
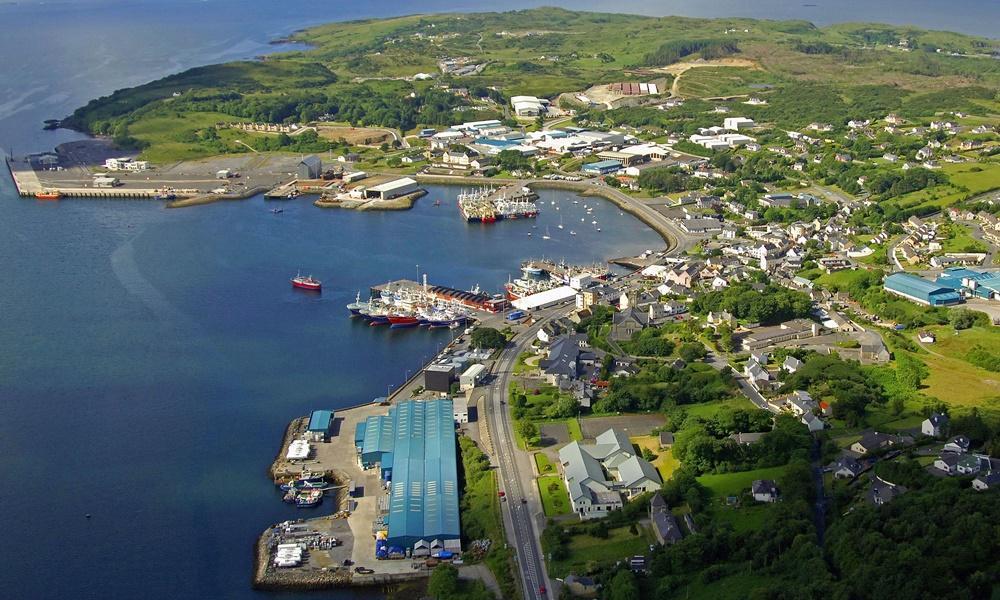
921, 412, 948, 438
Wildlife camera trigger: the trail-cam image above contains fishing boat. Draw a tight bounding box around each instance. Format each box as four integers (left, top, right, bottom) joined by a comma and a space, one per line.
279, 476, 327, 491
295, 490, 324, 508
271, 208, 283, 214
542, 227, 551, 240
433, 198, 441, 206
570, 230, 577, 236
291, 273, 322, 291
346, 292, 368, 316
35, 190, 62, 200
557, 216, 564, 230
155, 191, 176, 201
387, 311, 420, 328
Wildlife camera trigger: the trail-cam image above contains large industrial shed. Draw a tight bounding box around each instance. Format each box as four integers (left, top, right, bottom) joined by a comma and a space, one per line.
355, 399, 461, 554
883, 272, 962, 306
365, 177, 419, 200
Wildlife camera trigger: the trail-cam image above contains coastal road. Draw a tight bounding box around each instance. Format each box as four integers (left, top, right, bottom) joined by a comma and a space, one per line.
483, 309, 568, 600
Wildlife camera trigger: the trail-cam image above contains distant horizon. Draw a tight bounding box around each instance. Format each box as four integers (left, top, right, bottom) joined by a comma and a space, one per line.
1, 0, 998, 39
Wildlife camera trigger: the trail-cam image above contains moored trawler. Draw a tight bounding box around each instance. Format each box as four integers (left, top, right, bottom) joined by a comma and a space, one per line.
291, 273, 322, 291
346, 292, 369, 315
458, 187, 538, 223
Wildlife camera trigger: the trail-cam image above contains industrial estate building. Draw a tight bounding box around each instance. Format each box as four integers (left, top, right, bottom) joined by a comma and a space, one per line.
365, 177, 419, 200
354, 399, 461, 556
558, 428, 663, 519
883, 272, 963, 306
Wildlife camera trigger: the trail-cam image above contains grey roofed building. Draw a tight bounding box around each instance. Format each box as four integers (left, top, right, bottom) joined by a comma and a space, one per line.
868, 476, 907, 505
730, 432, 766, 445
922, 412, 949, 438
558, 428, 661, 519
851, 431, 898, 455
617, 455, 663, 491
830, 455, 862, 479
538, 334, 594, 382
782, 356, 803, 372
659, 431, 675, 447
944, 435, 971, 453
297, 155, 323, 179
649, 493, 684, 545
752, 479, 779, 502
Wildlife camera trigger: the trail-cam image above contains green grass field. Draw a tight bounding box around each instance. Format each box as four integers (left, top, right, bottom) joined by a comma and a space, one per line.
940, 222, 988, 254
908, 325, 1000, 412
537, 475, 572, 517
697, 465, 790, 499
549, 524, 654, 578
534, 452, 556, 475
675, 66, 781, 98
888, 161, 1000, 212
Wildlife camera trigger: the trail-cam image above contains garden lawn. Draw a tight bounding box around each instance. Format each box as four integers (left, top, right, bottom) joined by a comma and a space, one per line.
630, 436, 680, 481
534, 452, 556, 475
537, 475, 572, 517
549, 524, 654, 579
684, 397, 758, 420
710, 503, 774, 533
697, 465, 789, 499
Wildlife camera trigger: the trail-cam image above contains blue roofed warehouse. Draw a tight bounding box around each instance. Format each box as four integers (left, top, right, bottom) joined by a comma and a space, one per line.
883, 272, 962, 306
306, 410, 335, 441
355, 399, 461, 555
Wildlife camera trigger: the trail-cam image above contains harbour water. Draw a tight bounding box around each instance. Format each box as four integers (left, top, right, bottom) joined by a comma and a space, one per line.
1, 1, 997, 598
0, 178, 660, 599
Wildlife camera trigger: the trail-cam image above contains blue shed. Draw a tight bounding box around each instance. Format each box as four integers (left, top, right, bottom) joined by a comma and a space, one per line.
306, 410, 334, 441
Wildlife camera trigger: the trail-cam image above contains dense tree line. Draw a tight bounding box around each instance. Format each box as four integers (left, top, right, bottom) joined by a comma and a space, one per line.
691, 283, 813, 326
780, 355, 885, 426
639, 39, 739, 67
594, 362, 735, 413
672, 413, 812, 474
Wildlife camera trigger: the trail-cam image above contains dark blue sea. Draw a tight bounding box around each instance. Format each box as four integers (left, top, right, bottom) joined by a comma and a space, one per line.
0, 1, 996, 599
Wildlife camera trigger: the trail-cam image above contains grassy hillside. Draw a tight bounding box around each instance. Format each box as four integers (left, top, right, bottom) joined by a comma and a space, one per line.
60, 8, 1000, 162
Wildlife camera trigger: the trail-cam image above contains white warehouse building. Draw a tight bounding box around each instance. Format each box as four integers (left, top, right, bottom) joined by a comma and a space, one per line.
511, 95, 549, 117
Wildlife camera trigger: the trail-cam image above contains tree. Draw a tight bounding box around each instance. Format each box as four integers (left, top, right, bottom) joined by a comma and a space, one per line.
950, 308, 982, 330
517, 420, 539, 445
470, 327, 506, 350
428, 564, 459, 599
678, 342, 707, 363
607, 569, 640, 600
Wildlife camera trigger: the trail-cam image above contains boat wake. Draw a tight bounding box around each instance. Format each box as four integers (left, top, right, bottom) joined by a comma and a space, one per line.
110, 237, 194, 329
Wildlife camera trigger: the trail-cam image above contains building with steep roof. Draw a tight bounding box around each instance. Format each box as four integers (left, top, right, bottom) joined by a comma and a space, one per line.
649, 493, 683, 545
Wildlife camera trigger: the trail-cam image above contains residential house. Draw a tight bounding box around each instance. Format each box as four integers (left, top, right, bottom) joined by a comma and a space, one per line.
730, 432, 767, 445
830, 455, 863, 479
868, 476, 907, 505
782, 356, 803, 373
943, 435, 971, 454
921, 412, 949, 438
538, 334, 597, 384
752, 479, 780, 503
972, 471, 1000, 491
851, 431, 902, 455
649, 493, 684, 545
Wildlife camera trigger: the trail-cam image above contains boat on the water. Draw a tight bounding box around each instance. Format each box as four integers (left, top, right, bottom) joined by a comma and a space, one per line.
155, 191, 176, 201
35, 190, 62, 200
291, 273, 322, 291
295, 489, 323, 508
346, 292, 368, 316
271, 208, 283, 214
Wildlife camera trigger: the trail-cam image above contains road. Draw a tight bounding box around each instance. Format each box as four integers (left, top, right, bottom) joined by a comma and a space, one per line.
483, 311, 563, 600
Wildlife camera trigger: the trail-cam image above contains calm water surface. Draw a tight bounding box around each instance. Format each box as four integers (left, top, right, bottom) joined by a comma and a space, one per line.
1, 0, 997, 598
